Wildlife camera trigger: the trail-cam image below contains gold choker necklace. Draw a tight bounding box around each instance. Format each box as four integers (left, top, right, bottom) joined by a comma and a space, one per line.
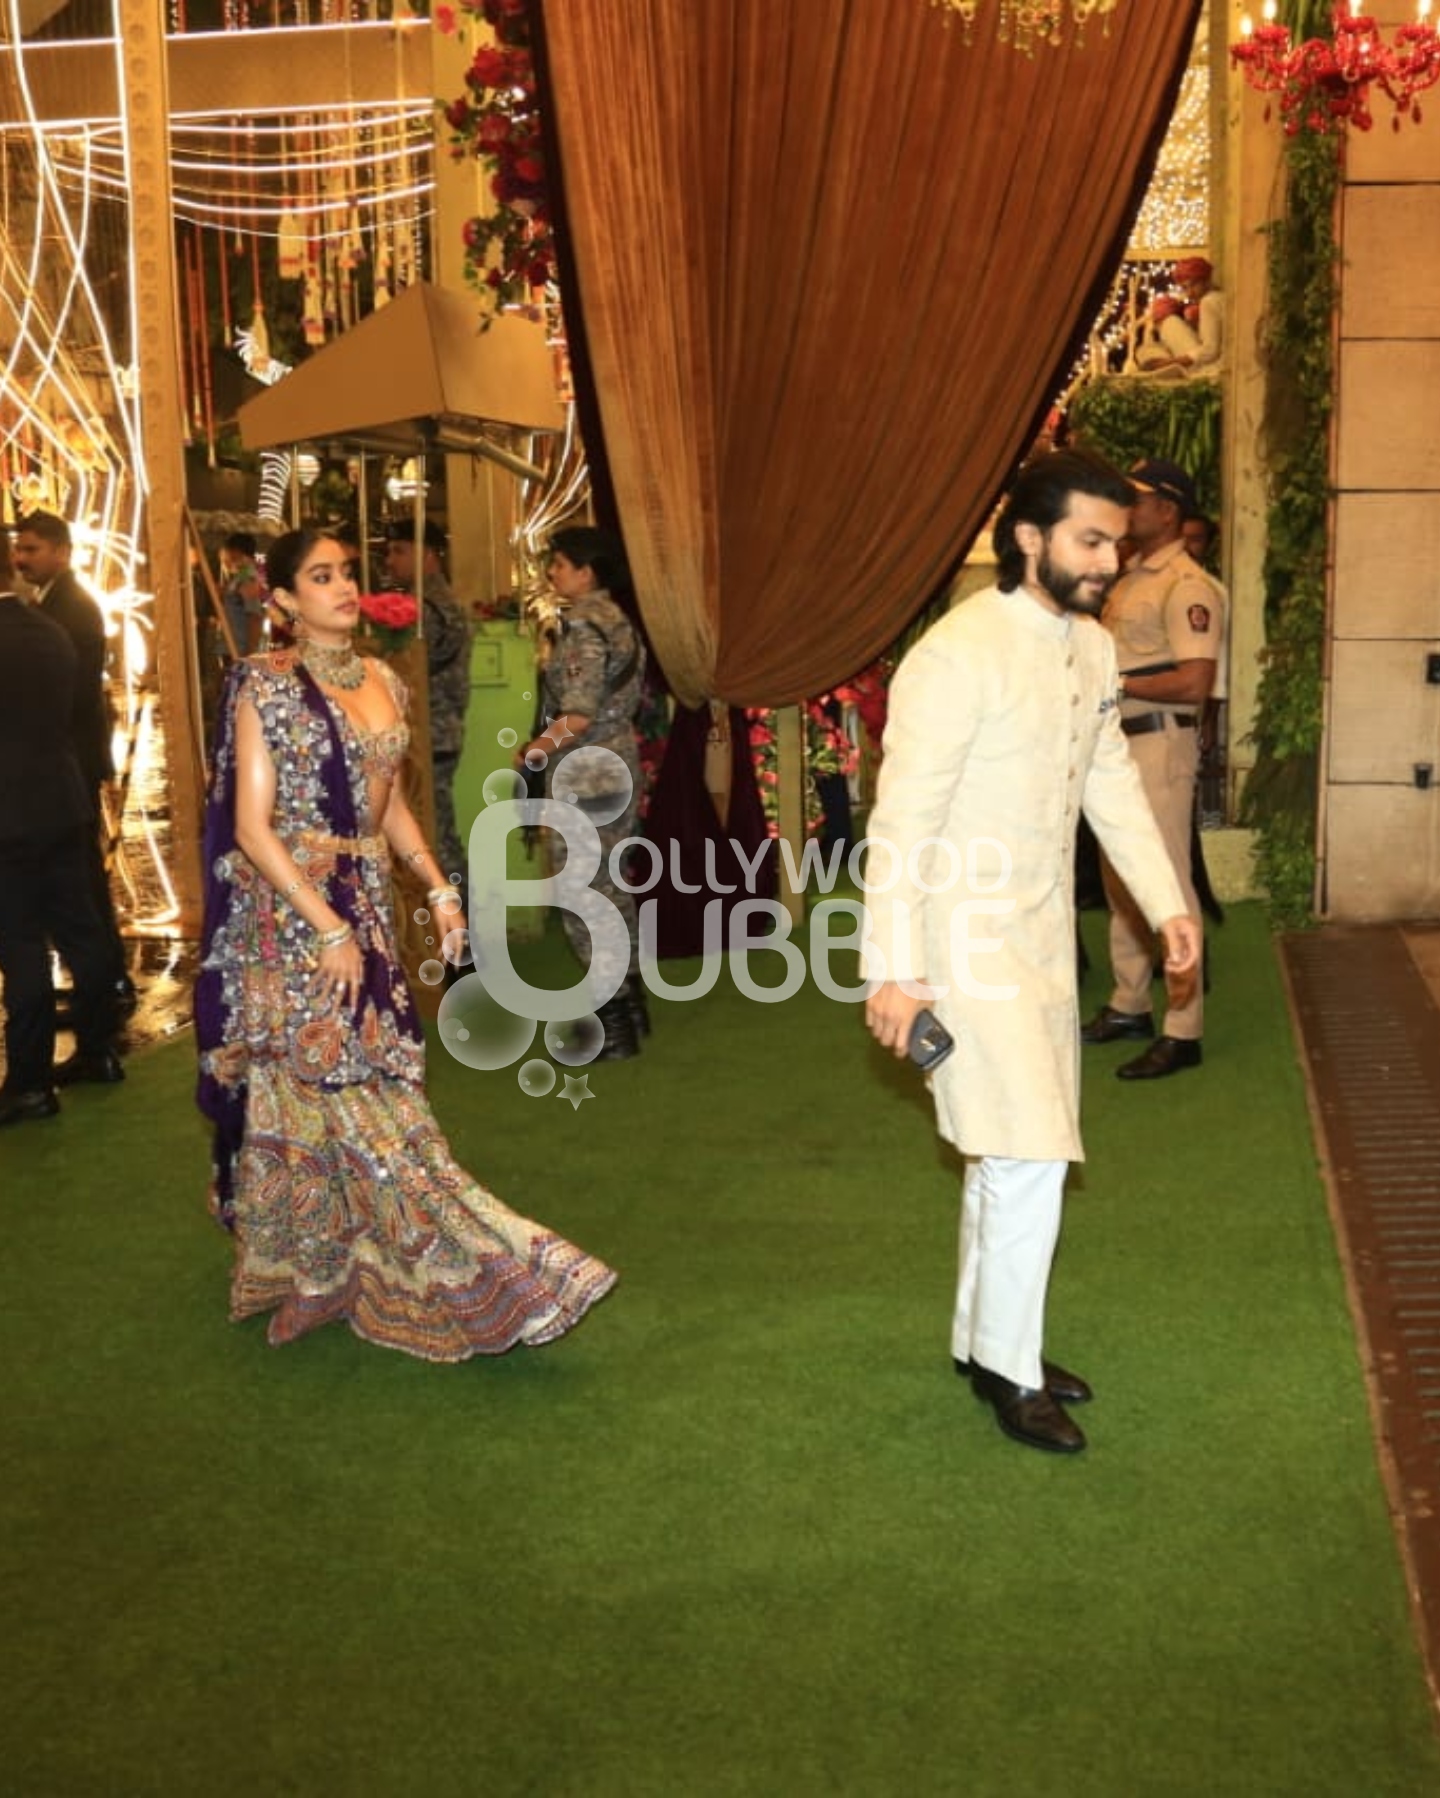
300, 641, 366, 691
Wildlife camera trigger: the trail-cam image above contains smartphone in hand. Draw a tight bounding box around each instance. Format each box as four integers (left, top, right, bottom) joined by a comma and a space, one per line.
908, 1008, 955, 1072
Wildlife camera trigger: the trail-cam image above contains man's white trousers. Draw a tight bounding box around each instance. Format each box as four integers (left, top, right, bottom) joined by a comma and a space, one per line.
951, 1155, 1067, 1390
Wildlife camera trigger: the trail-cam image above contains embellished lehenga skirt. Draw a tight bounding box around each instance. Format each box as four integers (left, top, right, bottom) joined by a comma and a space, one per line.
225, 1056, 616, 1362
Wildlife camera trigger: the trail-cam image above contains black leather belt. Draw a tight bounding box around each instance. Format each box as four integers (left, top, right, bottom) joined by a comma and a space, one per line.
1122, 711, 1196, 737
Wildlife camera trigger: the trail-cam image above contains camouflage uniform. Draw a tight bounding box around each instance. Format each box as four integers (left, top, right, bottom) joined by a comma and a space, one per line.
422, 571, 473, 892
542, 592, 646, 988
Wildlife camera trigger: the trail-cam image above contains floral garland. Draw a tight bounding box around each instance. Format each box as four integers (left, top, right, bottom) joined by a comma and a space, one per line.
438, 0, 555, 319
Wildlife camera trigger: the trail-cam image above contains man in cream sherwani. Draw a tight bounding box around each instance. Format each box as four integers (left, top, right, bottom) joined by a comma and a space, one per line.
865, 450, 1199, 1455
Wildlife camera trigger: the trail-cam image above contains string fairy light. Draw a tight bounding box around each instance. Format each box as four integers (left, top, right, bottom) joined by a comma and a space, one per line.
1129, 11, 1210, 251
0, 0, 161, 917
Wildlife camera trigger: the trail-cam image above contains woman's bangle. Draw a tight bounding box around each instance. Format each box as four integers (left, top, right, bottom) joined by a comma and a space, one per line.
427, 886, 461, 910
280, 876, 311, 900
315, 922, 354, 951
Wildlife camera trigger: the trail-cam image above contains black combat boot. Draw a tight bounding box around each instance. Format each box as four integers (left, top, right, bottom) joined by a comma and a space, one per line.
625, 974, 651, 1038
596, 992, 641, 1060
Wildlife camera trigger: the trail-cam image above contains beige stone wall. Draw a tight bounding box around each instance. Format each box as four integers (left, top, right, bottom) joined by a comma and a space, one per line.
1326, 36, 1440, 920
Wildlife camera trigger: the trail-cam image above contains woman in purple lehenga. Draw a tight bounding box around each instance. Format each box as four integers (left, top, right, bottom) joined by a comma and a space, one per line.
196, 528, 616, 1361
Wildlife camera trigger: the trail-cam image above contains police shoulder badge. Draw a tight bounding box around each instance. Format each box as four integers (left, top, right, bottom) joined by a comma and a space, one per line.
1187, 603, 1211, 632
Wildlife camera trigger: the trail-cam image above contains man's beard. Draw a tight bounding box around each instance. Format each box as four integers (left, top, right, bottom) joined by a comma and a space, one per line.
1037, 549, 1113, 618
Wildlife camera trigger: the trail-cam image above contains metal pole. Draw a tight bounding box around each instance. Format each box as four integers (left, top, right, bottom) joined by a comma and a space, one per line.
414, 449, 426, 640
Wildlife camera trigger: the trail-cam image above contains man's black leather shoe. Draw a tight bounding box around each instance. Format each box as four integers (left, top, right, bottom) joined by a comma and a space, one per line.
1116, 1035, 1202, 1081
970, 1364, 1086, 1453
0, 1088, 60, 1128
53, 1049, 126, 1087
1080, 1005, 1155, 1045
954, 1356, 1092, 1404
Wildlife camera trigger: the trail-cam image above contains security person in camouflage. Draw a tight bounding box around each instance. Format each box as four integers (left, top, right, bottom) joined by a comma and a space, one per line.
384, 520, 473, 906
524, 526, 647, 1059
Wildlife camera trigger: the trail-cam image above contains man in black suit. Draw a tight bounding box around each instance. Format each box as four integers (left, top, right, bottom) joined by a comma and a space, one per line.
12, 510, 134, 1016
0, 531, 123, 1126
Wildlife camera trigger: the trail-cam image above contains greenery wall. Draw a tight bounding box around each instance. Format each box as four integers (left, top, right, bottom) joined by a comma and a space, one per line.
1239, 50, 1339, 927
1068, 377, 1222, 521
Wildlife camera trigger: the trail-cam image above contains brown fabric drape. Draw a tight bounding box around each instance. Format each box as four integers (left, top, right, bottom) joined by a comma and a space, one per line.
641, 703, 776, 959
540, 0, 1200, 708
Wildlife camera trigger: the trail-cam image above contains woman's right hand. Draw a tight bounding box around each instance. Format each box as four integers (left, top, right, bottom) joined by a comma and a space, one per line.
316, 938, 364, 1013
430, 893, 464, 930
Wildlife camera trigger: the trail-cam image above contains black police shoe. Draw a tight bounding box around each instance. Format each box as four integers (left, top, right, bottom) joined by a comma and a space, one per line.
1116, 1036, 1202, 1080
1081, 1005, 1155, 1045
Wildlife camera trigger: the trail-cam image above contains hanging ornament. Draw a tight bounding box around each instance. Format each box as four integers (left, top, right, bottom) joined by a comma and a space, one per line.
277, 209, 305, 279
302, 265, 325, 346
248, 300, 272, 376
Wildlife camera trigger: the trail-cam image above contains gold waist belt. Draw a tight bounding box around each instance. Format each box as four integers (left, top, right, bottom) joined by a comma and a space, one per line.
295, 830, 388, 857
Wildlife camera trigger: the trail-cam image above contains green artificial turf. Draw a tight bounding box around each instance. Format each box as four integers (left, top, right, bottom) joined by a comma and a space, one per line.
3, 902, 1437, 1796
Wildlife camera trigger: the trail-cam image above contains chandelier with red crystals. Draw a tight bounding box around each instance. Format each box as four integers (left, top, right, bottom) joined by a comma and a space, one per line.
1232, 1, 1440, 134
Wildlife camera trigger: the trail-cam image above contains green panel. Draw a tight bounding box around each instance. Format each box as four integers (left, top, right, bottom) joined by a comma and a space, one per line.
454, 618, 546, 941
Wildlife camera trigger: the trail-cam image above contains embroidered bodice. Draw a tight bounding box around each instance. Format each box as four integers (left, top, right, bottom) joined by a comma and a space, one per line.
335, 709, 410, 831
230, 653, 408, 837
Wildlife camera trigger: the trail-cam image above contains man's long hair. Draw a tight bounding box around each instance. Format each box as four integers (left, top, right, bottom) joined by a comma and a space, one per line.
993, 449, 1135, 593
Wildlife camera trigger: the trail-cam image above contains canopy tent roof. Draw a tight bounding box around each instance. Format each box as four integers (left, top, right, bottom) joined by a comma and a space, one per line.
237, 281, 565, 457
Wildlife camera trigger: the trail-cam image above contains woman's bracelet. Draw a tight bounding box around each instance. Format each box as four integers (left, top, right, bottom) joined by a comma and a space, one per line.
279, 876, 311, 900
427, 885, 462, 910
315, 922, 354, 951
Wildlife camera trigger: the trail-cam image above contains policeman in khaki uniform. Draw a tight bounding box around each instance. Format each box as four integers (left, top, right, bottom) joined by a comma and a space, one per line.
1081, 458, 1224, 1079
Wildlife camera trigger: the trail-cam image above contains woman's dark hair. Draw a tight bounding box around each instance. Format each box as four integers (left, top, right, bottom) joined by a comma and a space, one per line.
223, 531, 257, 557
992, 449, 1135, 593
265, 526, 347, 595
548, 525, 631, 595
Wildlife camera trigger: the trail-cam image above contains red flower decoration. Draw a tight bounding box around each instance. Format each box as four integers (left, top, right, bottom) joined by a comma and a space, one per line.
442, 0, 557, 323
357, 591, 419, 652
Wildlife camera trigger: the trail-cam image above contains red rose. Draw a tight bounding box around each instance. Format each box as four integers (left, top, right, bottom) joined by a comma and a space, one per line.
469, 46, 508, 87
